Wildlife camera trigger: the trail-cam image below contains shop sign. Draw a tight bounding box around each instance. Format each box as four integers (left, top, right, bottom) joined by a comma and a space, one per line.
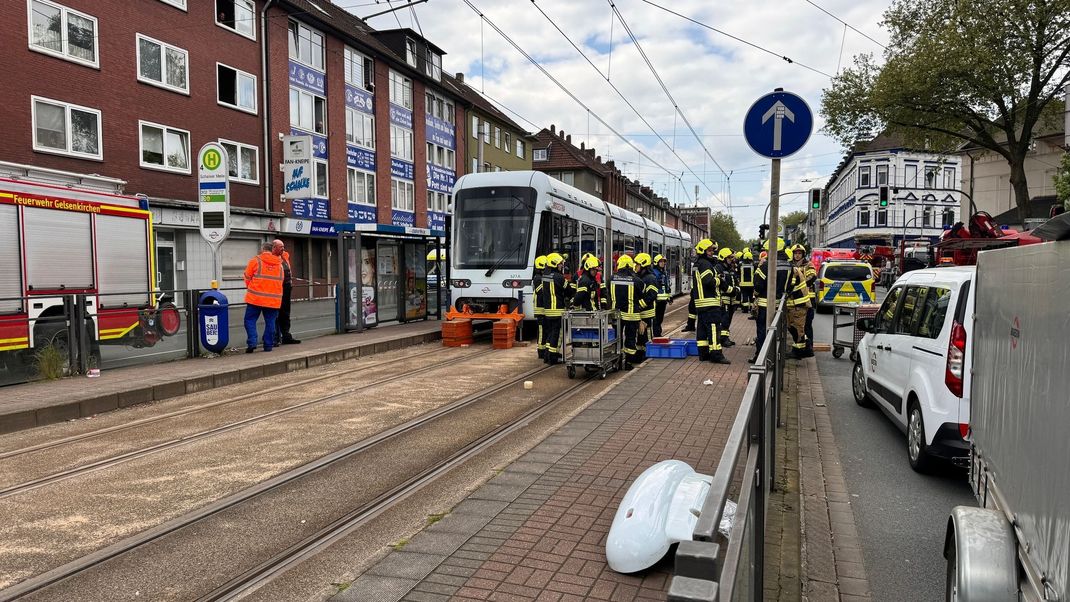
349, 203, 377, 224
429, 211, 446, 232
290, 198, 330, 220
427, 164, 455, 193
346, 145, 376, 172
290, 129, 328, 159
392, 209, 415, 227
391, 158, 415, 180
281, 135, 313, 200
282, 218, 338, 237
389, 104, 413, 129
345, 84, 374, 114
425, 114, 455, 148
289, 60, 325, 96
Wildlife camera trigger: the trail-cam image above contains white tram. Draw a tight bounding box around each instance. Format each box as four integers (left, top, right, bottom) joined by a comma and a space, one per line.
449, 171, 693, 320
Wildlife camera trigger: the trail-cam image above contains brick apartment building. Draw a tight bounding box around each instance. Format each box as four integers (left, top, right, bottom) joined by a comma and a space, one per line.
445, 73, 533, 173
4, 0, 465, 324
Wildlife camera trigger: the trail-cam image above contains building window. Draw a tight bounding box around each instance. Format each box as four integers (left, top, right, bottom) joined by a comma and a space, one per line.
388, 70, 413, 109
405, 38, 417, 67
347, 168, 375, 205
32, 96, 101, 159
516, 140, 525, 159
219, 139, 258, 184
425, 49, 442, 80
876, 208, 888, 227
159, 0, 186, 9
139, 120, 190, 173
859, 166, 871, 188
425, 91, 454, 124
344, 47, 373, 91
534, 148, 548, 161
390, 124, 414, 161
427, 191, 448, 213
504, 132, 512, 152
29, 0, 98, 67
391, 178, 415, 211
494, 127, 501, 148
942, 208, 955, 227
594, 179, 603, 193
217, 63, 257, 113
876, 164, 888, 186
471, 157, 478, 173
472, 116, 479, 139
314, 160, 328, 198
346, 108, 374, 149
482, 123, 490, 144
216, 0, 255, 40
922, 207, 932, 227
925, 166, 938, 189
857, 209, 870, 227
287, 19, 323, 70
943, 167, 955, 189
136, 35, 188, 94
556, 171, 574, 186
289, 88, 326, 134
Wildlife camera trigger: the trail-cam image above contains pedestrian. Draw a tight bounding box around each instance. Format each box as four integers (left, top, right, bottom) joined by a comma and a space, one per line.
533, 255, 547, 360
272, 239, 301, 345
651, 254, 671, 337
739, 248, 755, 318
792, 245, 817, 355
572, 255, 606, 311
750, 239, 791, 363
610, 254, 645, 369
538, 252, 570, 365
693, 239, 730, 365
243, 241, 284, 353
715, 247, 738, 347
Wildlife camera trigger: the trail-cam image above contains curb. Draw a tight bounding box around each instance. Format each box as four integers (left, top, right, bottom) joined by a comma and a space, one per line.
0, 330, 441, 436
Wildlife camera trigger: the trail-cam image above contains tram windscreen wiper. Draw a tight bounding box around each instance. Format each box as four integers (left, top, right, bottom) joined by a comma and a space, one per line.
485, 242, 523, 277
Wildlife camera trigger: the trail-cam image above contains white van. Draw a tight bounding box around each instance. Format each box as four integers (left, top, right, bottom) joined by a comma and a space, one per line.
852, 266, 975, 472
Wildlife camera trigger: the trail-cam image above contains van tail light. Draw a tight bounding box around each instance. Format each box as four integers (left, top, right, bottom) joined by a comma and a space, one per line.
958, 423, 970, 439
945, 320, 966, 397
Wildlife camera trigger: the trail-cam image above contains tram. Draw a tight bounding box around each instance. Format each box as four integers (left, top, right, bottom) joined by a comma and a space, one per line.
449, 171, 693, 320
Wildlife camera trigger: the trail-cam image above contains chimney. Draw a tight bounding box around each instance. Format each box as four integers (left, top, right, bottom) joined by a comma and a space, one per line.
456, 72, 464, 84
595, 155, 601, 162
550, 124, 556, 134
580, 142, 585, 150
566, 134, 571, 143
606, 160, 615, 170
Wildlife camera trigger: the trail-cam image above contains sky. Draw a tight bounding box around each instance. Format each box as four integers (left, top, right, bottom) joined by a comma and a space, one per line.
348, 0, 892, 240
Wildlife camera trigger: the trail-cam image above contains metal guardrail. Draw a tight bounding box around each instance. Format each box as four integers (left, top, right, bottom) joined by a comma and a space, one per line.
668, 296, 789, 602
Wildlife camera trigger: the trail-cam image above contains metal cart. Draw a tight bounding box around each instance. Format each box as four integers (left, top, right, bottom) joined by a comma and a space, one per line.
831, 303, 881, 361
563, 309, 622, 380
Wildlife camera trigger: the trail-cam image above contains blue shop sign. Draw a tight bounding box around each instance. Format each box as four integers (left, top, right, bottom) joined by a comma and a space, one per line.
349, 203, 377, 224
289, 61, 325, 96
389, 104, 413, 129
345, 84, 374, 114
425, 114, 455, 149
290, 198, 330, 220
429, 211, 447, 232
427, 164, 455, 194
291, 129, 328, 159
392, 209, 415, 228
346, 145, 376, 171
310, 221, 338, 237
391, 158, 415, 180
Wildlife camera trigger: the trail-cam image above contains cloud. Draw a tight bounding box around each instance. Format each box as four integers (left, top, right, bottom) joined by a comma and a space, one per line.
351, 0, 891, 238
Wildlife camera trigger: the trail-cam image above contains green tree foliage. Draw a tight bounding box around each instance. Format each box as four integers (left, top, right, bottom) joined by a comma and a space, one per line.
821, 0, 1070, 225
708, 212, 745, 252
781, 211, 807, 228
1054, 153, 1070, 211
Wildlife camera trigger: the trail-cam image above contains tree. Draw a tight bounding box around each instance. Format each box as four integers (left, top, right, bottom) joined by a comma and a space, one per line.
707, 212, 745, 252
821, 0, 1070, 226
1054, 152, 1070, 211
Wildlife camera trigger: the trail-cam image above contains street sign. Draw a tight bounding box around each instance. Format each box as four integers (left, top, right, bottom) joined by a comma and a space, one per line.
281, 135, 314, 199
743, 90, 813, 159
198, 142, 230, 247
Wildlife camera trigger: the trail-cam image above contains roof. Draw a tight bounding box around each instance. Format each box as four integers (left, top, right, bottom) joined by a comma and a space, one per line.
441, 75, 530, 135
532, 127, 611, 175
990, 195, 1059, 225
371, 27, 448, 56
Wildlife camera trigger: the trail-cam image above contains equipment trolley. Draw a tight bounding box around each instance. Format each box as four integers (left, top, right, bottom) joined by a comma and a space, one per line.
831, 303, 880, 361
563, 309, 621, 380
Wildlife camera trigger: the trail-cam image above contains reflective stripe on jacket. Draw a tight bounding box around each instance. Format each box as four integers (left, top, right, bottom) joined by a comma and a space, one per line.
538, 271, 570, 317
610, 270, 642, 321
739, 260, 754, 287
652, 267, 671, 301
639, 271, 658, 318
245, 252, 285, 308
693, 256, 720, 309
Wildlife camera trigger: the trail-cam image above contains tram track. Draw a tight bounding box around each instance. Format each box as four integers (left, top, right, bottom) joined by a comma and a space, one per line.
0, 345, 499, 500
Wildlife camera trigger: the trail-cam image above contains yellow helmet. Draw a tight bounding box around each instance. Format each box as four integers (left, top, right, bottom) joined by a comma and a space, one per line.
653, 254, 665, 264
695, 239, 716, 254
583, 255, 600, 271
616, 254, 634, 270
791, 244, 806, 257
634, 252, 652, 268
546, 252, 564, 268
743, 249, 753, 260
763, 238, 786, 252
534, 255, 547, 269
734, 251, 743, 260
717, 248, 733, 260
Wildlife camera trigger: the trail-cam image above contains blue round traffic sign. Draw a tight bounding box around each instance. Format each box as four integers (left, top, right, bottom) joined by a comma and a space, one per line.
743, 91, 813, 159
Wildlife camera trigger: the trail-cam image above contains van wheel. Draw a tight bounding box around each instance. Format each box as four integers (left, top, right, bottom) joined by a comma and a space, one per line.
945, 536, 959, 602
907, 403, 934, 473
851, 361, 872, 407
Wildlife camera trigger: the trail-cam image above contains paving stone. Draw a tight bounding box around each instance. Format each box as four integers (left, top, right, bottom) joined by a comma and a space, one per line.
332, 575, 418, 602
369, 552, 446, 580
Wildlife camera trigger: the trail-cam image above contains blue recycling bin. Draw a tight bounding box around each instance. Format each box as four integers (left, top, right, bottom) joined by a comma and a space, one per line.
198, 290, 229, 354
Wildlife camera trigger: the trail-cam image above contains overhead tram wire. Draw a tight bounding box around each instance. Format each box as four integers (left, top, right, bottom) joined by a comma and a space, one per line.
460, 0, 692, 198
528, 0, 727, 208
802, 0, 888, 51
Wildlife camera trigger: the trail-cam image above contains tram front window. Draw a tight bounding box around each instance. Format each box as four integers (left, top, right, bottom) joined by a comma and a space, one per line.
454, 187, 536, 270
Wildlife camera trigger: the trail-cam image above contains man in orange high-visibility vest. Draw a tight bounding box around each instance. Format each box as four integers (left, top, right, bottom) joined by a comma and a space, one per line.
244, 242, 285, 353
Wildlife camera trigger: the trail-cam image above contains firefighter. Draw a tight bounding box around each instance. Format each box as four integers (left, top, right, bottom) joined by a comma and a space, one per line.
272, 239, 300, 345
792, 244, 818, 355
751, 239, 791, 363
243, 242, 285, 353
573, 255, 606, 311
786, 253, 813, 359
539, 252, 570, 365
533, 255, 547, 360
715, 247, 739, 348
739, 248, 755, 317
652, 254, 672, 337
633, 253, 659, 349
693, 239, 730, 365
610, 254, 644, 369
683, 241, 716, 332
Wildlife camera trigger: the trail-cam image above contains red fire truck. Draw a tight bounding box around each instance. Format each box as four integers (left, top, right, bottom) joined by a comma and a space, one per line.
0, 172, 180, 371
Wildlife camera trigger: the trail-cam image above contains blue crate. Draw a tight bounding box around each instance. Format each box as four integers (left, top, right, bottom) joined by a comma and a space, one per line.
571, 328, 617, 342
672, 339, 699, 356
645, 340, 688, 359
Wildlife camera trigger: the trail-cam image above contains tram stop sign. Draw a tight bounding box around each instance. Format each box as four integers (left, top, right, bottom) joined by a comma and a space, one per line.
743, 90, 813, 159
198, 142, 230, 247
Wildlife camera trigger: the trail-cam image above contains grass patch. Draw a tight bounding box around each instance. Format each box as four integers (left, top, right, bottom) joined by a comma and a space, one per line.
33, 344, 67, 381
426, 512, 448, 526
391, 538, 409, 550
332, 582, 351, 593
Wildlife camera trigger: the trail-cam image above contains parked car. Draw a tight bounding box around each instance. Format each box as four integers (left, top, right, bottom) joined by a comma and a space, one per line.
851, 266, 975, 472
814, 260, 876, 313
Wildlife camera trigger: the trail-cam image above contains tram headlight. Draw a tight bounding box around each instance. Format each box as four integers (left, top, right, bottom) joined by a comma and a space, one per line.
451, 279, 472, 288
502, 279, 529, 288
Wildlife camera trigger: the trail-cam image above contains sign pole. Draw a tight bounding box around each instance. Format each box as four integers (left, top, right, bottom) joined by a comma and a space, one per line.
198, 143, 231, 290
767, 158, 780, 327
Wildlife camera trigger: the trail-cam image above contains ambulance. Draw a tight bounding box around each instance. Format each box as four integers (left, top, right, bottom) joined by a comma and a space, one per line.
0, 162, 180, 372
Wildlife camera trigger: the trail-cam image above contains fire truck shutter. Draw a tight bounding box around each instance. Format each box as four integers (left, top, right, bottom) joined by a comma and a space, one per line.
96, 214, 150, 307
24, 208, 94, 290
0, 205, 20, 313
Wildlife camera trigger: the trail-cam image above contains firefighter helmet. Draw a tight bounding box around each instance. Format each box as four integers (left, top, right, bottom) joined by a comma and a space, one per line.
734, 251, 743, 260
717, 247, 734, 260
534, 255, 547, 269
616, 254, 634, 270
634, 252, 652, 268
653, 254, 665, 265
695, 239, 716, 254
583, 255, 600, 271
743, 249, 753, 260
791, 244, 806, 258
763, 238, 786, 252
546, 253, 565, 268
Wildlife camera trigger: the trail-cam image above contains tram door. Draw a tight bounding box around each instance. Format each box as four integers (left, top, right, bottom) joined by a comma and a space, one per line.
376, 240, 401, 323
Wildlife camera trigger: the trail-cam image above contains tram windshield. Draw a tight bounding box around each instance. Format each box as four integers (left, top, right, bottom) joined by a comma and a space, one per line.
453, 186, 537, 270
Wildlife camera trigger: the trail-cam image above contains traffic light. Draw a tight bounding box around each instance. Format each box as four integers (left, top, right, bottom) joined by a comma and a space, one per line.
809, 188, 823, 210
879, 185, 890, 207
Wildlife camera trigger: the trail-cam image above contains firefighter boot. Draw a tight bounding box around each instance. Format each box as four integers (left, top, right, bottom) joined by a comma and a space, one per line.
709, 351, 731, 365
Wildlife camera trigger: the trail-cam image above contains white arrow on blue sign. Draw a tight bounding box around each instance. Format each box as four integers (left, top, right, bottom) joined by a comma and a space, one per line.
743, 90, 813, 159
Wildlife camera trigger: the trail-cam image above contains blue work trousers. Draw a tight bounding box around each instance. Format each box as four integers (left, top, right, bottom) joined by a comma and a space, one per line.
245, 304, 279, 350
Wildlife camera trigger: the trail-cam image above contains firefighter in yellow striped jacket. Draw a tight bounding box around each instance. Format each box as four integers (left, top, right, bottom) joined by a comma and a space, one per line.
538, 253, 571, 365
633, 253, 659, 351
610, 255, 645, 369
533, 255, 547, 360
786, 246, 814, 359
792, 244, 817, 356
693, 239, 730, 365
